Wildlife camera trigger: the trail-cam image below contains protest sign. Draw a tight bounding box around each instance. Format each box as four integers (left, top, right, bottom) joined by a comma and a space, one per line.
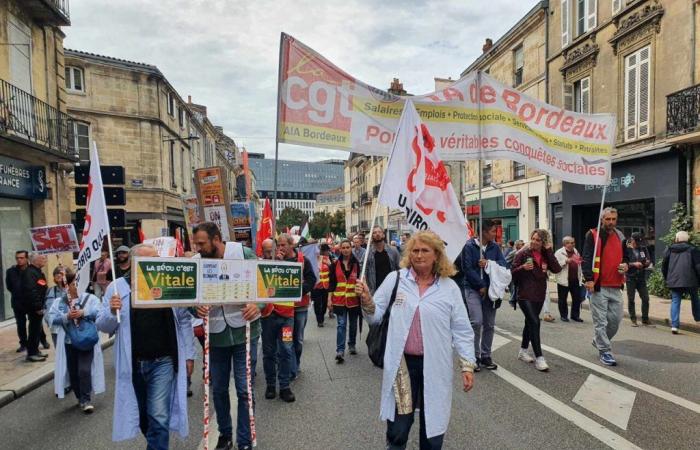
202, 205, 231, 241
30, 224, 80, 255
144, 236, 178, 257
277, 33, 614, 185
183, 194, 202, 229
195, 167, 234, 240
255, 261, 303, 302
200, 258, 255, 304
231, 202, 252, 228
132, 257, 199, 307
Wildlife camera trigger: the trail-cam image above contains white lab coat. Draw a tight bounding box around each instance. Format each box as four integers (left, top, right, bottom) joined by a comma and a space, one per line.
364, 269, 475, 438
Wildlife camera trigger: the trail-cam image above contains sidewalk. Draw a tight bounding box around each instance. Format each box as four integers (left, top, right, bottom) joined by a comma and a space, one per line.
546, 281, 700, 333
0, 319, 112, 408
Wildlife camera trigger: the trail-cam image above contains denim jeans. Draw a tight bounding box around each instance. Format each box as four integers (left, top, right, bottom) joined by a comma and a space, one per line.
261, 314, 294, 389
334, 306, 360, 353
386, 355, 444, 450
132, 356, 175, 450
291, 310, 308, 376
670, 288, 700, 328
65, 343, 94, 404
210, 337, 258, 448
464, 288, 497, 359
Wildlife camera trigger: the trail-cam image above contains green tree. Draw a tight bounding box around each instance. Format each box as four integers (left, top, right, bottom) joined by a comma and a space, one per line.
277, 207, 307, 233
309, 211, 332, 239
647, 203, 699, 298
330, 209, 346, 237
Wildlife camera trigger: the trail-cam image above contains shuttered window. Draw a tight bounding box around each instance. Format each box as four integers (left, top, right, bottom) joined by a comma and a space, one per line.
561, 0, 570, 47
612, 0, 622, 15
624, 46, 651, 141
563, 82, 574, 111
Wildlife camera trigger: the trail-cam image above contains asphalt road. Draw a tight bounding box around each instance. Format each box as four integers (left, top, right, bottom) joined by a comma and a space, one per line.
1, 304, 699, 450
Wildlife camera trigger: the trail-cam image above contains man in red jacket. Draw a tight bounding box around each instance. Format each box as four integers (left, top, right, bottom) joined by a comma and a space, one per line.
582, 207, 628, 367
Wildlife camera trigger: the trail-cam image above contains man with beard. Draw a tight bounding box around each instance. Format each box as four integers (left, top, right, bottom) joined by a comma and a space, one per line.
365, 226, 400, 295
113, 245, 131, 278
193, 222, 260, 450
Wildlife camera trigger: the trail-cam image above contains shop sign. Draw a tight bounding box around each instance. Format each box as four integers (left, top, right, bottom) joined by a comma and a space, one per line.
503, 192, 521, 209
584, 172, 636, 193
0, 155, 47, 199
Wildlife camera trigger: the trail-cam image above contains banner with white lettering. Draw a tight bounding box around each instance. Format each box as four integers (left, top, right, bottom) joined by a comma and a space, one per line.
30, 224, 80, 255
76, 143, 111, 295
278, 33, 614, 184
378, 101, 467, 261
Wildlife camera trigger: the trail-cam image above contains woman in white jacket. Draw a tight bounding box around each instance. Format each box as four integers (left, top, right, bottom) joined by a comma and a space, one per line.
355, 231, 476, 450
49, 268, 105, 413
554, 236, 585, 322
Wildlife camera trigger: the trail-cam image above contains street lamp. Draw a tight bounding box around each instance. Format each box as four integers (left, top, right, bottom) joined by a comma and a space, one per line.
162, 133, 200, 143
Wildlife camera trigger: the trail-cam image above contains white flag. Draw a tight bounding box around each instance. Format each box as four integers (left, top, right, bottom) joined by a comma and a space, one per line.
76, 143, 111, 295
378, 101, 467, 261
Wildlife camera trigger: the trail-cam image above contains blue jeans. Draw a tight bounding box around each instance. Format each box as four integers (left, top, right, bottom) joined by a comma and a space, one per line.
261, 314, 294, 389
334, 306, 360, 353
132, 356, 175, 450
210, 338, 258, 448
291, 310, 308, 376
670, 288, 700, 328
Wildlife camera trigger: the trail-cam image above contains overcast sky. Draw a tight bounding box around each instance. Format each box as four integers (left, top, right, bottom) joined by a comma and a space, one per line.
66, 0, 538, 162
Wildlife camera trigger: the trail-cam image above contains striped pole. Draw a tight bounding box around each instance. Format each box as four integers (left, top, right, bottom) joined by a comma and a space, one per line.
203, 312, 210, 450
245, 320, 257, 446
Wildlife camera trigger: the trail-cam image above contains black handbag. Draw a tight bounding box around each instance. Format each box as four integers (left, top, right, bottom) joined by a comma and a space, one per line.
366, 271, 401, 368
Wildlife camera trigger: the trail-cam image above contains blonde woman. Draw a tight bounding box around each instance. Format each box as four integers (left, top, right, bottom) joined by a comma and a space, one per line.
355, 231, 476, 450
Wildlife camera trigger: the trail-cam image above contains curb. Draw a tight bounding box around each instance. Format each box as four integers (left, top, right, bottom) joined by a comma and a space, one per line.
546, 288, 700, 334
0, 337, 114, 409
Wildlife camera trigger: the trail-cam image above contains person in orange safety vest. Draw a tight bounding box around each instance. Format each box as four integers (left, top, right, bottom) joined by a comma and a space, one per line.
328, 239, 361, 364
312, 243, 334, 327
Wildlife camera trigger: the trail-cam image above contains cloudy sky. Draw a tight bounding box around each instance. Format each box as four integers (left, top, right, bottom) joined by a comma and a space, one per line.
65, 0, 538, 161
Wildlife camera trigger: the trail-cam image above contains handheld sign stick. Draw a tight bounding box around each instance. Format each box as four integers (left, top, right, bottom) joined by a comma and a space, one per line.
106, 232, 120, 324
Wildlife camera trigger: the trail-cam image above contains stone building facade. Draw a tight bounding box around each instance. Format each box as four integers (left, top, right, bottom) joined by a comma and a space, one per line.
0, 0, 73, 320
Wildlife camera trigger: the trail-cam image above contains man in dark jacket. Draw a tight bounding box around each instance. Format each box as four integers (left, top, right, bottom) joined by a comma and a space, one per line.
365, 226, 401, 295
662, 231, 700, 334
459, 219, 507, 371
5, 250, 30, 352
582, 207, 628, 367
21, 253, 49, 362
625, 232, 652, 326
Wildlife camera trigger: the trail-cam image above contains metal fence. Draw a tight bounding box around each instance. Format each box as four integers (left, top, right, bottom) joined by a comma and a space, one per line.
667, 84, 700, 137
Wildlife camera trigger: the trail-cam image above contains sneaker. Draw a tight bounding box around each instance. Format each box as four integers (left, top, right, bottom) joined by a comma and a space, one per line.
561, 317, 570, 322
349, 345, 357, 355
571, 318, 584, 323
481, 357, 498, 370
279, 388, 296, 403
265, 386, 276, 400
599, 352, 617, 366
238, 446, 253, 450
642, 320, 655, 327
16, 345, 26, 353
631, 319, 639, 327
535, 357, 549, 371
518, 349, 535, 363
26, 355, 46, 362
671, 327, 679, 335
82, 402, 94, 414
474, 357, 482, 372
317, 322, 324, 327
335, 352, 345, 364
215, 435, 233, 450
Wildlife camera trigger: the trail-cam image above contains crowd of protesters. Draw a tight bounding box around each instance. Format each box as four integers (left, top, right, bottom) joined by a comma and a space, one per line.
5, 207, 700, 450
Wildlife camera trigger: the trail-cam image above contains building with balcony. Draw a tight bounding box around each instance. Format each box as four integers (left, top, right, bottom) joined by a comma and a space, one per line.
548, 0, 698, 259
64, 49, 238, 246
457, 1, 549, 245
315, 187, 344, 215
0, 0, 73, 320
248, 153, 344, 220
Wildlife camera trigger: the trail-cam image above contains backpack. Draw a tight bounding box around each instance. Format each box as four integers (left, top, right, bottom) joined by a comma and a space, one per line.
65, 294, 99, 351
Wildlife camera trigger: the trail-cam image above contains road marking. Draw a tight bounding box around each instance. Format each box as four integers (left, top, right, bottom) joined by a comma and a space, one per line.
495, 326, 700, 415
491, 333, 511, 352
494, 366, 641, 450
573, 374, 636, 430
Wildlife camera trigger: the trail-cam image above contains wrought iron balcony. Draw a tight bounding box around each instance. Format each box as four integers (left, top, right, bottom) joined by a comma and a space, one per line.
0, 78, 76, 161
360, 220, 369, 230
23, 0, 70, 26
360, 192, 370, 205
667, 84, 700, 137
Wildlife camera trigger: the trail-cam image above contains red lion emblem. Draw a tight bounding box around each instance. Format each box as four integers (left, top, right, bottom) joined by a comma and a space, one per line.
407, 124, 452, 223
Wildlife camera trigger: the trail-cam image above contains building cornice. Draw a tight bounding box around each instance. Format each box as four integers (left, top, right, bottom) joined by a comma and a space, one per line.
609, 2, 664, 55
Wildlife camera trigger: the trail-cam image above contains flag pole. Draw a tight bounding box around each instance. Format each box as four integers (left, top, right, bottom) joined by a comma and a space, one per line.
591, 185, 608, 275
476, 71, 485, 277
273, 32, 285, 224
105, 230, 120, 324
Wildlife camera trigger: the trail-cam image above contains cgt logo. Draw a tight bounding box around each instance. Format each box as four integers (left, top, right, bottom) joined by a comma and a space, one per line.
407, 124, 452, 223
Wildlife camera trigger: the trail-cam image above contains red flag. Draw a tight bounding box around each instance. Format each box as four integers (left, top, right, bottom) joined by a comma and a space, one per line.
138, 220, 145, 243
256, 198, 274, 257
174, 228, 185, 256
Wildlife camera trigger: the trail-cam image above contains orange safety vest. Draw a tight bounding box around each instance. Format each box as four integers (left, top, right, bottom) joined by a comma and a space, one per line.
331, 260, 359, 308
590, 228, 625, 287
315, 257, 330, 290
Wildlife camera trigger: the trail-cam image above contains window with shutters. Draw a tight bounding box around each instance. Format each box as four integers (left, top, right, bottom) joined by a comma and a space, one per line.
513, 46, 524, 87
513, 162, 526, 180
561, 0, 570, 47
170, 141, 177, 188
69, 122, 90, 163
181, 147, 187, 192
612, 0, 622, 15
563, 77, 590, 113
65, 67, 85, 92
178, 107, 185, 129
482, 162, 492, 187
624, 46, 651, 142
562, 0, 597, 44
167, 92, 175, 116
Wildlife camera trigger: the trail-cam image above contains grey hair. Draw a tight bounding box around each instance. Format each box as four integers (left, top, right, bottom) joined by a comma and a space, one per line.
676, 231, 690, 243
130, 243, 157, 257
278, 233, 293, 245
28, 252, 45, 262
601, 207, 618, 219
562, 235, 575, 244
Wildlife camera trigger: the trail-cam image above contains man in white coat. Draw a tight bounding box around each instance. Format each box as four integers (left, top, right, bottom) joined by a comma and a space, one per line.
97, 244, 195, 450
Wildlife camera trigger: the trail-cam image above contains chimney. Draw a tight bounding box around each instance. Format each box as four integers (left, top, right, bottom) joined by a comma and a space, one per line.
482, 38, 493, 53
388, 78, 407, 95
188, 95, 192, 103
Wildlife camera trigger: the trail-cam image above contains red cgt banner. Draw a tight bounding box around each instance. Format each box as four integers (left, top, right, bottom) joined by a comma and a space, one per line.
30, 224, 80, 255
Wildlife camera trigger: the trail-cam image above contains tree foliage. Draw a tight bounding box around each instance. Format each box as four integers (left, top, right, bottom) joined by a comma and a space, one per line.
308, 209, 346, 239
277, 207, 307, 233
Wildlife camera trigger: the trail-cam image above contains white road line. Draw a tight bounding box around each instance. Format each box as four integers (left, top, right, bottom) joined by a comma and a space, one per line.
495, 366, 641, 450
573, 374, 636, 430
494, 326, 700, 415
